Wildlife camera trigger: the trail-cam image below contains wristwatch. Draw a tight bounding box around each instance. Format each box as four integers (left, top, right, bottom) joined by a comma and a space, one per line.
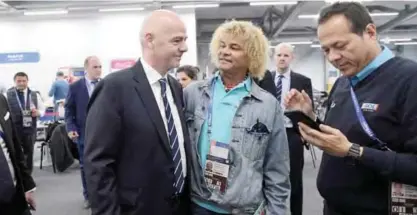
347, 143, 361, 159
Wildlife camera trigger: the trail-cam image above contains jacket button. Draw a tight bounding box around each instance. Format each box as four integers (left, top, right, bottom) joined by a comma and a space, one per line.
202, 106, 206, 111
194, 128, 197, 132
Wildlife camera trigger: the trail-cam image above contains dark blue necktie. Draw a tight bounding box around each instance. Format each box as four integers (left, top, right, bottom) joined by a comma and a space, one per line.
17, 91, 25, 108
159, 78, 184, 194
0, 132, 15, 202
276, 75, 284, 103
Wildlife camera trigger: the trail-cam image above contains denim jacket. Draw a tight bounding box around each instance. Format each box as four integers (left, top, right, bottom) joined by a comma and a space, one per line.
183, 77, 291, 215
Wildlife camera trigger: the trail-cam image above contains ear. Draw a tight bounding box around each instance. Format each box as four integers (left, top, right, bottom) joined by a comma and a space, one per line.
365, 23, 377, 40
144, 33, 154, 49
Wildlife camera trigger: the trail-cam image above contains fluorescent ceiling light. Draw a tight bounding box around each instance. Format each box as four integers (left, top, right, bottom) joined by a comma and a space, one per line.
24, 10, 68, 16
311, 44, 322, 48
299, 12, 398, 19
371, 12, 399, 17
99, 7, 144, 12
287, 41, 313, 45
250, 1, 297, 6
172, 4, 219, 9
394, 42, 417, 45
380, 38, 412, 43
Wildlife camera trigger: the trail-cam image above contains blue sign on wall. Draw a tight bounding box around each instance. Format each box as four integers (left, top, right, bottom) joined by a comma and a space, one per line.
0, 52, 40, 64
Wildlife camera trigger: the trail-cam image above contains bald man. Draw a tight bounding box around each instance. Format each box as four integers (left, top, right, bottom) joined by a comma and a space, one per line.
84, 10, 191, 215
272, 43, 313, 215
65, 55, 102, 209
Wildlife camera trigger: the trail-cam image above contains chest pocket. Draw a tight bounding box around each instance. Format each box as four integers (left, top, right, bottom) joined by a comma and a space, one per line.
242, 121, 271, 161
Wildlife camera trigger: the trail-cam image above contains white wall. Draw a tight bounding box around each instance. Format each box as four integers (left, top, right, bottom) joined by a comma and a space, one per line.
0, 10, 197, 101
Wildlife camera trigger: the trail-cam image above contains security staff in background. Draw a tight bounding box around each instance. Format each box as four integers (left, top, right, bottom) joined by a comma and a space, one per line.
6, 72, 45, 175
272, 42, 313, 215
65, 56, 102, 209
0, 93, 36, 215
285, 2, 417, 215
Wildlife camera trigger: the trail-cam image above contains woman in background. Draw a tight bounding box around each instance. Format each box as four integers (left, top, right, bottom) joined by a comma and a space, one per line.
176, 65, 199, 88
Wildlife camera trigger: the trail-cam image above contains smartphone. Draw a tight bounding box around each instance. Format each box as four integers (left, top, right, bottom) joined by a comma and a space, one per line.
284, 110, 321, 131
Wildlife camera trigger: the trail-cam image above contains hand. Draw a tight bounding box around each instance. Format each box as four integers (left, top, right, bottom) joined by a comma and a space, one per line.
298, 123, 352, 157
284, 89, 314, 119
25, 191, 36, 210
68, 131, 79, 140
31, 109, 40, 117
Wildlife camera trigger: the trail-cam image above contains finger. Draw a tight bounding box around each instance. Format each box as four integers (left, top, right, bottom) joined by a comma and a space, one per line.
299, 122, 327, 143
301, 90, 311, 102
298, 124, 318, 145
319, 124, 340, 135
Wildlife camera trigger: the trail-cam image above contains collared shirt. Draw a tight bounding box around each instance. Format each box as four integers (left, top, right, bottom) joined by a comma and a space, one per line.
351, 46, 394, 86
274, 68, 291, 109
140, 58, 186, 177
85, 76, 100, 97
195, 73, 251, 213
6, 88, 46, 117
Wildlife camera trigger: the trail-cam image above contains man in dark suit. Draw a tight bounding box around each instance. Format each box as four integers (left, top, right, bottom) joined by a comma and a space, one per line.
272, 43, 313, 215
64, 56, 102, 208
84, 10, 191, 215
254, 69, 278, 97
0, 94, 36, 215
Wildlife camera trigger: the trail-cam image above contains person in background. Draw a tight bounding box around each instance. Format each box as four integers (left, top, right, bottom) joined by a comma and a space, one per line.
184, 20, 290, 215
284, 2, 417, 214
176, 65, 199, 88
6, 72, 45, 175
49, 71, 69, 119
64, 56, 102, 209
84, 10, 191, 215
272, 42, 313, 215
0, 93, 36, 215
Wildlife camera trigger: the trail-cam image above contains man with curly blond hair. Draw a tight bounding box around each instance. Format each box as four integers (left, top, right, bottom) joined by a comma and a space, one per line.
183, 20, 291, 215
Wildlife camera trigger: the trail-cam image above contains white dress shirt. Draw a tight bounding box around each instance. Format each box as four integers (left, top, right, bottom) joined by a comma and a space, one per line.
275, 69, 293, 128
140, 59, 187, 177
85, 76, 99, 97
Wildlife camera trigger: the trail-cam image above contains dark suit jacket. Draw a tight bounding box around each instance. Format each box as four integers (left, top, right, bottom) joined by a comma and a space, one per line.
64, 78, 90, 135
254, 70, 278, 98
84, 60, 191, 215
0, 94, 36, 215
271, 70, 314, 108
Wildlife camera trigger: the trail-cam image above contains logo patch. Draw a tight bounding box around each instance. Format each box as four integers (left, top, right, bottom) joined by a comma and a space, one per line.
361, 103, 379, 112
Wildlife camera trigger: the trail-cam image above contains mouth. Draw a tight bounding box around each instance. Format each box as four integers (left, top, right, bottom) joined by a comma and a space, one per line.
219, 58, 232, 63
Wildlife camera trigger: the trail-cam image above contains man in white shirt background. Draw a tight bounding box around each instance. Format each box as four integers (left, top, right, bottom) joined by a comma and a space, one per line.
6, 72, 45, 175
271, 43, 314, 215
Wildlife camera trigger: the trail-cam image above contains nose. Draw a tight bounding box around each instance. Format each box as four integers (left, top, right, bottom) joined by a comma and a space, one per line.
327, 49, 342, 62
180, 42, 188, 52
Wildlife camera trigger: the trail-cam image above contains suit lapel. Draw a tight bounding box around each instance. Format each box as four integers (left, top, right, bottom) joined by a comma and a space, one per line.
0, 112, 16, 168
290, 71, 301, 90
131, 61, 171, 157
79, 78, 90, 100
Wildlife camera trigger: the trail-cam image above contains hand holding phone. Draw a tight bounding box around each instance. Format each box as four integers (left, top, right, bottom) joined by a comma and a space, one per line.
284, 110, 321, 131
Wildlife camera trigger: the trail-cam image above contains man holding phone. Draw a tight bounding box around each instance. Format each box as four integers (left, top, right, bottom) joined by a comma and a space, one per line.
285, 2, 417, 215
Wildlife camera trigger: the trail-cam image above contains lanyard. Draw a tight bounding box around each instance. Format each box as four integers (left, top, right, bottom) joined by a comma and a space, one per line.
206, 79, 216, 133
14, 89, 31, 111
350, 87, 390, 151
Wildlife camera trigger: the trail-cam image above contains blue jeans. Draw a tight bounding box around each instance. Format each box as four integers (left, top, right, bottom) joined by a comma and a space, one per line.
75, 134, 88, 200
191, 203, 230, 215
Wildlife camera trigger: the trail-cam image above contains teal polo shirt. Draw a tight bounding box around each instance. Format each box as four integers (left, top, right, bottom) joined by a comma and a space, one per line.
192, 74, 252, 213
351, 46, 394, 86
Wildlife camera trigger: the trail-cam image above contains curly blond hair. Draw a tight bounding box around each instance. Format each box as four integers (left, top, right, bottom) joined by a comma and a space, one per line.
209, 20, 270, 80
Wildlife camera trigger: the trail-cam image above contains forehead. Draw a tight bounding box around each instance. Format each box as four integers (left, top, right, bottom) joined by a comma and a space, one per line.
219, 33, 245, 45
275, 45, 293, 55
15, 76, 27, 80
318, 15, 353, 45
162, 20, 187, 38
88, 57, 101, 66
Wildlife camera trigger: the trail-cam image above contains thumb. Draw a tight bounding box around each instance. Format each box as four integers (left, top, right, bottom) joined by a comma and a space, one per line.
301, 90, 310, 101
319, 124, 339, 134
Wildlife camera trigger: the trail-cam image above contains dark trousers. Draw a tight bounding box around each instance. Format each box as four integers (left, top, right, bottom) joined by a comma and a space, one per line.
20, 132, 36, 175
287, 128, 304, 215
75, 133, 88, 200
324, 202, 347, 215
191, 202, 230, 215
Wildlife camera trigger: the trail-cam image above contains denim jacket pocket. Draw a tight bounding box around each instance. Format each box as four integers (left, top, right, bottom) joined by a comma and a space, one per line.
242, 129, 270, 161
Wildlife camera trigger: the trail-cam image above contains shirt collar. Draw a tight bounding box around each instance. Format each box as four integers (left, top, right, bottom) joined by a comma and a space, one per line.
85, 76, 100, 84
351, 45, 394, 86
276, 68, 291, 80
140, 58, 167, 85
214, 71, 252, 92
